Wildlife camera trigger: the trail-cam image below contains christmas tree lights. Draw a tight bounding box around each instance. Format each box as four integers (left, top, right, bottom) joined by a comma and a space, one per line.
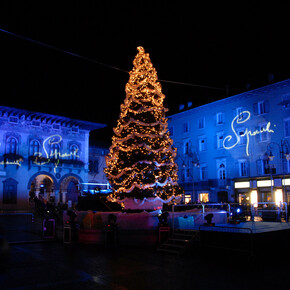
105, 47, 183, 200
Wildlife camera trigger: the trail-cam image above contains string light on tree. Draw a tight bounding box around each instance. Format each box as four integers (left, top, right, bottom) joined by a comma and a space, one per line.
105, 46, 183, 201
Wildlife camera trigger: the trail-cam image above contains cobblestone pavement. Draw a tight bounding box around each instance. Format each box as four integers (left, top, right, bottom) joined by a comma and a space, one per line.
1, 241, 290, 290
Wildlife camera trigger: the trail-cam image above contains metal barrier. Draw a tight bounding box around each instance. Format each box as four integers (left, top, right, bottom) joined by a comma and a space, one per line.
199, 225, 254, 257
172, 203, 229, 232
251, 202, 288, 222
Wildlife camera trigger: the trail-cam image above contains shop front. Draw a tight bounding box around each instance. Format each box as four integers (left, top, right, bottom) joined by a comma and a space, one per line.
234, 176, 290, 207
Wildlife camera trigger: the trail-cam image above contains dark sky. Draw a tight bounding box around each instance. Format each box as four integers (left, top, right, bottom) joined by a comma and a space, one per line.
1, 1, 290, 141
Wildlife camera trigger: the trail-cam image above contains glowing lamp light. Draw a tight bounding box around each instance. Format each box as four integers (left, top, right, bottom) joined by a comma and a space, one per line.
268, 151, 275, 161
275, 189, 283, 206
285, 153, 290, 161
250, 190, 258, 208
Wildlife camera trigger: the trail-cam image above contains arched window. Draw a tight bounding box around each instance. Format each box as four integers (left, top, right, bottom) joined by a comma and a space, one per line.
30, 140, 40, 156
3, 178, 18, 204
50, 143, 60, 159
218, 163, 226, 180
6, 137, 17, 154
70, 144, 79, 160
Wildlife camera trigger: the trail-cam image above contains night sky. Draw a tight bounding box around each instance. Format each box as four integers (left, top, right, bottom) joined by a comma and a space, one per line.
1, 1, 290, 141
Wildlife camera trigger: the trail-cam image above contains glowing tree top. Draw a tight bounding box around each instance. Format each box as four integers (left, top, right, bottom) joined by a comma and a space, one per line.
105, 46, 182, 200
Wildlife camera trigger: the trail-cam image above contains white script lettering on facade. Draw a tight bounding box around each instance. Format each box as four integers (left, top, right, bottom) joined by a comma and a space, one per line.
223, 111, 275, 156
32, 135, 79, 172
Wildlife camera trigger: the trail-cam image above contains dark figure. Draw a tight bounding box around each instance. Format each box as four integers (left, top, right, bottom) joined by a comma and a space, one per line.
204, 213, 215, 226
158, 211, 169, 227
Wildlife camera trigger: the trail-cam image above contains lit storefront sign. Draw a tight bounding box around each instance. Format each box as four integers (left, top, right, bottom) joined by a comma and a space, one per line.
282, 179, 290, 186
234, 181, 250, 188
223, 111, 275, 156
257, 180, 273, 187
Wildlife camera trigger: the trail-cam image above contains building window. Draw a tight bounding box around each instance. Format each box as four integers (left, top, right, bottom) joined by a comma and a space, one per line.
200, 164, 207, 181
287, 159, 290, 173
218, 163, 226, 180
199, 193, 209, 203
71, 126, 79, 133
237, 128, 247, 145
239, 160, 248, 177
199, 137, 206, 152
184, 194, 191, 204
183, 122, 189, 133
29, 140, 40, 156
256, 159, 268, 175
216, 132, 224, 149
3, 178, 18, 204
89, 159, 99, 173
52, 124, 60, 130
257, 123, 270, 142
181, 168, 185, 182
184, 141, 189, 154
281, 94, 290, 109
217, 160, 226, 181
8, 116, 18, 124
186, 168, 191, 181
50, 143, 60, 159
6, 137, 18, 154
216, 112, 224, 125
70, 144, 79, 160
236, 107, 244, 120
198, 118, 205, 129
284, 119, 290, 137
32, 120, 41, 127
253, 100, 269, 115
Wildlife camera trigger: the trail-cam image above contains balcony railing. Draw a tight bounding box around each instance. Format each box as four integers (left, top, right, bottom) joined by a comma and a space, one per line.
181, 178, 231, 190
29, 155, 84, 168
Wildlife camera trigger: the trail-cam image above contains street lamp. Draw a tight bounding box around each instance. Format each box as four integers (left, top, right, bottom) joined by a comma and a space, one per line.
267, 139, 290, 208
267, 140, 290, 172
178, 142, 200, 203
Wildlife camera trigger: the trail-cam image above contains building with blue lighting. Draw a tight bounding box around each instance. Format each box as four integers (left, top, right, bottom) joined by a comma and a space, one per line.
0, 106, 106, 210
168, 79, 290, 206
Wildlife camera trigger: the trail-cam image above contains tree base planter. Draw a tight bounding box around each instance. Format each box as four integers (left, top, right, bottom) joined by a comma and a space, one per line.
120, 197, 164, 211
78, 229, 103, 244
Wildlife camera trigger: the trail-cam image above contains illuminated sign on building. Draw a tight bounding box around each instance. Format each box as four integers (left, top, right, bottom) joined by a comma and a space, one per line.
0, 160, 23, 166
223, 111, 275, 156
234, 181, 250, 188
32, 135, 80, 172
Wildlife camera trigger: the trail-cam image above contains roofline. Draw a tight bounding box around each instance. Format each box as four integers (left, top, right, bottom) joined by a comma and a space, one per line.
168, 78, 290, 118
0, 105, 106, 131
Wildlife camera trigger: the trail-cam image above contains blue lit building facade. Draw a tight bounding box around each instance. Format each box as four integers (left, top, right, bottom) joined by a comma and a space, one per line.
169, 79, 290, 206
0, 106, 106, 210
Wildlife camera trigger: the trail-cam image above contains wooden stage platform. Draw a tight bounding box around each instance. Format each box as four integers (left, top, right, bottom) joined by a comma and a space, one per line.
198, 221, 290, 234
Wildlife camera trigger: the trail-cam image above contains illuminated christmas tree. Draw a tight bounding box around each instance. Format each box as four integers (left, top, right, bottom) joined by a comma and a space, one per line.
105, 47, 182, 201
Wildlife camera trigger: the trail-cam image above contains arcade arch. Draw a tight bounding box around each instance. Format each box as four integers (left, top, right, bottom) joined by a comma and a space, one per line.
59, 174, 82, 204
29, 173, 55, 202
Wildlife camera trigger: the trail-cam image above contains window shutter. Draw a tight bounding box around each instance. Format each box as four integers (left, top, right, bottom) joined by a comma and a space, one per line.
264, 100, 270, 113
255, 127, 260, 142
256, 160, 261, 175
285, 121, 290, 137
253, 103, 258, 115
